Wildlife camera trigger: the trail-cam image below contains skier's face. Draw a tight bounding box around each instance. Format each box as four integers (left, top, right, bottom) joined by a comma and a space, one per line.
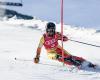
47, 28, 55, 37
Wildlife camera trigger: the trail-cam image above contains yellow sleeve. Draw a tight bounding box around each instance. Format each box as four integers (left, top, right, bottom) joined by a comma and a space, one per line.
36, 36, 44, 58
38, 36, 44, 48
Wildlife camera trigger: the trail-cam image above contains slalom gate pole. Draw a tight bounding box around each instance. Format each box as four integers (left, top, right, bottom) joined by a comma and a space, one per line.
61, 0, 64, 66
69, 39, 100, 48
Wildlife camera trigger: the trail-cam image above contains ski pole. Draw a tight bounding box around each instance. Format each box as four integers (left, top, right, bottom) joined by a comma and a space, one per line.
14, 57, 62, 67
69, 39, 100, 48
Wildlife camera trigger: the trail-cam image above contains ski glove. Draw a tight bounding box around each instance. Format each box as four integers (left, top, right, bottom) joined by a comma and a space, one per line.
34, 57, 39, 63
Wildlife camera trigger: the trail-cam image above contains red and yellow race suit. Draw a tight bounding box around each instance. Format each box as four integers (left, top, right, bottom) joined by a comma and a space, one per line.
36, 32, 71, 59
36, 32, 85, 65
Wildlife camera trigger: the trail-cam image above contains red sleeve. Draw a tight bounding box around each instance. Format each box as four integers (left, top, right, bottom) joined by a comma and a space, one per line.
56, 32, 68, 41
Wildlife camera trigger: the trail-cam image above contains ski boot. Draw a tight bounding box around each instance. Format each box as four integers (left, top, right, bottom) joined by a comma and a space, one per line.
88, 62, 96, 68
82, 61, 96, 69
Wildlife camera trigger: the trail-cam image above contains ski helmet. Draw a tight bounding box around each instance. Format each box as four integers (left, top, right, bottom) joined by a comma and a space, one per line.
46, 22, 56, 32
46, 22, 56, 36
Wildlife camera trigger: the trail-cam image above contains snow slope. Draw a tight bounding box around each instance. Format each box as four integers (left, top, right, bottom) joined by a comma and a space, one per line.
0, 19, 100, 80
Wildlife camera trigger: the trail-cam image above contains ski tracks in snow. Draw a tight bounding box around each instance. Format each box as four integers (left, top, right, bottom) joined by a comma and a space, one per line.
13, 57, 100, 80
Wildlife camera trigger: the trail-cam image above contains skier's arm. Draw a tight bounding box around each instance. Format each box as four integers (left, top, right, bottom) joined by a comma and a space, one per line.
34, 36, 44, 63
57, 32, 68, 41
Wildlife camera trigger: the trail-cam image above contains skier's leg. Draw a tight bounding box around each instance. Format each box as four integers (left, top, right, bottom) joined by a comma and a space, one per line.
55, 47, 76, 65
64, 56, 84, 66
47, 52, 57, 60
55, 46, 71, 58
55, 46, 85, 66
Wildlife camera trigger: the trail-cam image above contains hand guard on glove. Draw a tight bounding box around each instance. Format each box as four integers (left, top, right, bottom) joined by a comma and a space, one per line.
34, 57, 39, 63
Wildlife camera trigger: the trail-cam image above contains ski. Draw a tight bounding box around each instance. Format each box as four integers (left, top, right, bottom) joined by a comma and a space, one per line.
14, 57, 100, 73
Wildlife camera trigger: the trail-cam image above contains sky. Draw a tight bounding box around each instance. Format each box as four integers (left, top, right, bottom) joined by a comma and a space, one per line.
1, 0, 100, 29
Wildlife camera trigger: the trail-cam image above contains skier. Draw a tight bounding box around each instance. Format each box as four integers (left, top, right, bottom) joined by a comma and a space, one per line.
34, 22, 95, 68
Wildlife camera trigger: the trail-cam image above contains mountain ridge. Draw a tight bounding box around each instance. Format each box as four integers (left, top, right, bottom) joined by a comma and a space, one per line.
0, 8, 33, 20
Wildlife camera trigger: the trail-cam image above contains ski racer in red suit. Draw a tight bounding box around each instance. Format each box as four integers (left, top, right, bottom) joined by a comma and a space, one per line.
34, 22, 95, 68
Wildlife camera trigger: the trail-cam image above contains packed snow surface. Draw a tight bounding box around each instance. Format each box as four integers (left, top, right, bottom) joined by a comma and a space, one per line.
0, 19, 100, 80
